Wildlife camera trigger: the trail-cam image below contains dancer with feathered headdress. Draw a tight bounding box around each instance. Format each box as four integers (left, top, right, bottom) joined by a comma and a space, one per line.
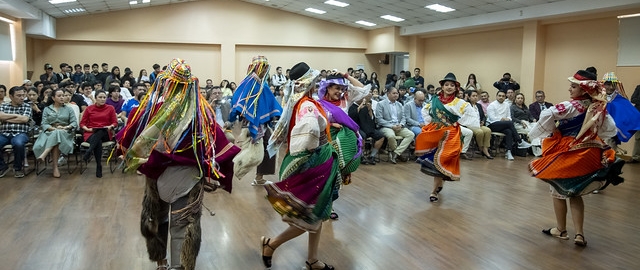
600, 72, 640, 153
228, 56, 283, 183
117, 58, 240, 270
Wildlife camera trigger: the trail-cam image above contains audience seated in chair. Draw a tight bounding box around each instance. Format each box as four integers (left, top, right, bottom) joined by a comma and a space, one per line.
467, 90, 494, 159
528, 90, 553, 121
486, 91, 531, 160
79, 90, 118, 178
404, 90, 427, 137
33, 89, 78, 178
375, 87, 414, 164
348, 94, 386, 165
0, 86, 32, 178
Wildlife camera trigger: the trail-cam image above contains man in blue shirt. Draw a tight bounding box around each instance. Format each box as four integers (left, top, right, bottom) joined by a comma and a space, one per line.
121, 83, 147, 118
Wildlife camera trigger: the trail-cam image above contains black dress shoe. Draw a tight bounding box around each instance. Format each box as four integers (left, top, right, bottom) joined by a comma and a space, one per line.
461, 153, 473, 160
396, 155, 408, 162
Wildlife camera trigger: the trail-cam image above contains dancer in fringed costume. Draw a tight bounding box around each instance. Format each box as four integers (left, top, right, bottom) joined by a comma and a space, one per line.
415, 73, 478, 203
117, 58, 240, 270
530, 70, 625, 247
600, 72, 640, 154
228, 56, 282, 185
260, 62, 364, 270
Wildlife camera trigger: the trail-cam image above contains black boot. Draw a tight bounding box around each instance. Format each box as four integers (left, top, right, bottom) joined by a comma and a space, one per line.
95, 145, 103, 178
96, 164, 102, 178
82, 150, 91, 163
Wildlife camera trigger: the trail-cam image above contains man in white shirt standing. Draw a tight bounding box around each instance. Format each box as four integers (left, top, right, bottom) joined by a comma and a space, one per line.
486, 91, 530, 160
271, 66, 287, 93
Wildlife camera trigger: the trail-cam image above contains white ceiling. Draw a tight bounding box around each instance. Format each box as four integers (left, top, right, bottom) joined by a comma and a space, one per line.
20, 0, 199, 18
241, 0, 566, 29
4, 0, 640, 34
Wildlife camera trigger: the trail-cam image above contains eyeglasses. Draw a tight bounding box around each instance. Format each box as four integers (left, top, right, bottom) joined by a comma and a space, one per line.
535, 95, 544, 98
211, 92, 222, 95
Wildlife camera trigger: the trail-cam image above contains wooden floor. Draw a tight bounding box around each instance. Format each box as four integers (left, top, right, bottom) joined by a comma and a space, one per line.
1, 152, 639, 270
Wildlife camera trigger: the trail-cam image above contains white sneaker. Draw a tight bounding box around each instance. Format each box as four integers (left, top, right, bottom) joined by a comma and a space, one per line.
251, 179, 273, 186
517, 141, 531, 149
58, 156, 67, 166
505, 150, 514, 160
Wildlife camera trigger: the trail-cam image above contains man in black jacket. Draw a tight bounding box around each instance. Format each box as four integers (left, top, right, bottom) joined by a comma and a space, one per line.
493, 72, 520, 93
528, 90, 553, 121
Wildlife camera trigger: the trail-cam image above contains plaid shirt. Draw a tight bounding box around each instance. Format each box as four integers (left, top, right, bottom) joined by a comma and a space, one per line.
0, 102, 32, 136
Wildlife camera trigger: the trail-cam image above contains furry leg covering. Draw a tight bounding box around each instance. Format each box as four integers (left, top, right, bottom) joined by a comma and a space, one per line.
141, 177, 170, 261
170, 181, 203, 270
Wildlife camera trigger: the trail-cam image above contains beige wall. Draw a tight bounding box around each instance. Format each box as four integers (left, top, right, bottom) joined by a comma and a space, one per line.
30, 39, 221, 82
366, 27, 409, 54
543, 16, 640, 153
235, 45, 370, 81
26, 0, 369, 83
421, 27, 524, 93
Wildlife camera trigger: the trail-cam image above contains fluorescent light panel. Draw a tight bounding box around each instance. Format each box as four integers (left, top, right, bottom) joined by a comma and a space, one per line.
63, 8, 85, 13
381, 15, 404, 22
49, 0, 76, 4
355, 20, 376, 27
142, 0, 151, 3
324, 0, 349, 8
618, 13, 640, 18
0, 16, 15, 24
130, 1, 138, 4
305, 8, 326, 14
425, 4, 455, 13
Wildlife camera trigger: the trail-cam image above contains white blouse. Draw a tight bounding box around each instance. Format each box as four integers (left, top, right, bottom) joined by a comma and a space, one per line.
528, 99, 616, 140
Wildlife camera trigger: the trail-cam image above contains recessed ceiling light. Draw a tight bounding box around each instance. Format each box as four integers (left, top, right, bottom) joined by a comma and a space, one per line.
324, 0, 349, 8
129, 1, 138, 4
49, 0, 76, 4
355, 20, 376, 27
425, 4, 455, 13
142, 0, 150, 3
381, 15, 404, 22
305, 8, 327, 14
63, 7, 85, 13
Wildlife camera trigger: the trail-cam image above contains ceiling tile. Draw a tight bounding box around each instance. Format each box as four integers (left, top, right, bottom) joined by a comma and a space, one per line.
493, 0, 526, 9
6, 0, 634, 30
475, 3, 502, 13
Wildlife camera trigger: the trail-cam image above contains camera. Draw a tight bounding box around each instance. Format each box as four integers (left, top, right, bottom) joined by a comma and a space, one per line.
501, 77, 510, 81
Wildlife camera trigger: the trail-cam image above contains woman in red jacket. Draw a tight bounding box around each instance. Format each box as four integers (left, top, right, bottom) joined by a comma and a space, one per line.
79, 90, 117, 177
